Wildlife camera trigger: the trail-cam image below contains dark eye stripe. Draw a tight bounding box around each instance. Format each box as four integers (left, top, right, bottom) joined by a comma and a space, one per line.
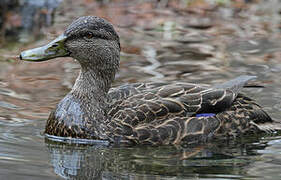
92, 33, 108, 40
66, 30, 112, 41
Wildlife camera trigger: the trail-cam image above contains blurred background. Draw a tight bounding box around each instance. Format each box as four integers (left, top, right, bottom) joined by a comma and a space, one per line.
0, 0, 281, 179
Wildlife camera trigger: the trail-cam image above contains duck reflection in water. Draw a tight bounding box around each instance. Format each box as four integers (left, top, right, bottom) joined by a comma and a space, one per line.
45, 138, 266, 180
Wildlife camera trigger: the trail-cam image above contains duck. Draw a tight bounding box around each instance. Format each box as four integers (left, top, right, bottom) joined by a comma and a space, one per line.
20, 16, 278, 145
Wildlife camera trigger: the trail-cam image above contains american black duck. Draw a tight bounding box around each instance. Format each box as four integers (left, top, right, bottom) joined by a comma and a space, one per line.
20, 16, 279, 145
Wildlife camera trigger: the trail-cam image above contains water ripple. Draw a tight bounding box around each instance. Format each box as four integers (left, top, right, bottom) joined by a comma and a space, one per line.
0, 88, 30, 100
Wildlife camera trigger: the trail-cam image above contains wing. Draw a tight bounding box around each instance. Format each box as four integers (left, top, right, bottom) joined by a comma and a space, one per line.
108, 76, 255, 120
105, 76, 272, 145
106, 76, 256, 134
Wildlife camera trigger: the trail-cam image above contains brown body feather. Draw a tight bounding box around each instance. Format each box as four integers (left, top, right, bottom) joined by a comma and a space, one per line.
45, 79, 273, 145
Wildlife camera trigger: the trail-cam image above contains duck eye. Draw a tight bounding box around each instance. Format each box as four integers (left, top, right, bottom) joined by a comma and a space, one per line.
85, 32, 94, 39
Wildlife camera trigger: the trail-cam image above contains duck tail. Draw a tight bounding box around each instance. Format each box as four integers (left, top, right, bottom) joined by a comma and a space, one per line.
213, 75, 257, 95
252, 121, 281, 133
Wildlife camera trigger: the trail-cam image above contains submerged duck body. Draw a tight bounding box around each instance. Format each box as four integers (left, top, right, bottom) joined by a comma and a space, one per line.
20, 16, 277, 145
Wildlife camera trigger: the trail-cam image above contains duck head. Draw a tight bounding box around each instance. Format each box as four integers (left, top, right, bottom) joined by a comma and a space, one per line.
20, 16, 120, 73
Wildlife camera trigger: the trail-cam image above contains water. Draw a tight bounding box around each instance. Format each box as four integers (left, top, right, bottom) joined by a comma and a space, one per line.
0, 0, 281, 179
